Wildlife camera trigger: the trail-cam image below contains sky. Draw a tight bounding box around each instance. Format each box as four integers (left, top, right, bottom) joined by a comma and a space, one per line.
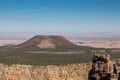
0, 0, 120, 34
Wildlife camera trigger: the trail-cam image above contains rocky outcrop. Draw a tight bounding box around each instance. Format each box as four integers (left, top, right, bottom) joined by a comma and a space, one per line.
88, 52, 113, 80
0, 63, 91, 80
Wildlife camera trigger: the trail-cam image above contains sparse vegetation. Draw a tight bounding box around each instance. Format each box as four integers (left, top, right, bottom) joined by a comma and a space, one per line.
0, 48, 93, 66
0, 47, 120, 66
0, 35, 120, 66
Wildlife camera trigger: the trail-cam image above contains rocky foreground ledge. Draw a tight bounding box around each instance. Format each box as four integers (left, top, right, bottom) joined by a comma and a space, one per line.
0, 59, 119, 80
0, 63, 91, 80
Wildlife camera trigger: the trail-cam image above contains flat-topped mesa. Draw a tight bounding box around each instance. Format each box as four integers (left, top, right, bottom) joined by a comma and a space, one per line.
18, 35, 78, 50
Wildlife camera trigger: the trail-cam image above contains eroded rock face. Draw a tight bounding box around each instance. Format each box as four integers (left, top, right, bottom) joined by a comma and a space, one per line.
37, 39, 55, 49
0, 63, 91, 80
88, 52, 112, 80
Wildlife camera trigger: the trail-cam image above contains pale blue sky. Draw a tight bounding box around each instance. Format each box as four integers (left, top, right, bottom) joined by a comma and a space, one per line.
0, 0, 120, 33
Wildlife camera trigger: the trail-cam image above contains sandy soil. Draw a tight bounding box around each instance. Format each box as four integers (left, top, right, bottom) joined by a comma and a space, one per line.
74, 41, 120, 48
0, 40, 26, 46
1, 37, 120, 48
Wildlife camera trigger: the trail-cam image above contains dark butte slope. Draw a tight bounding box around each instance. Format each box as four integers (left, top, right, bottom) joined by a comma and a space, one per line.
17, 35, 93, 51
